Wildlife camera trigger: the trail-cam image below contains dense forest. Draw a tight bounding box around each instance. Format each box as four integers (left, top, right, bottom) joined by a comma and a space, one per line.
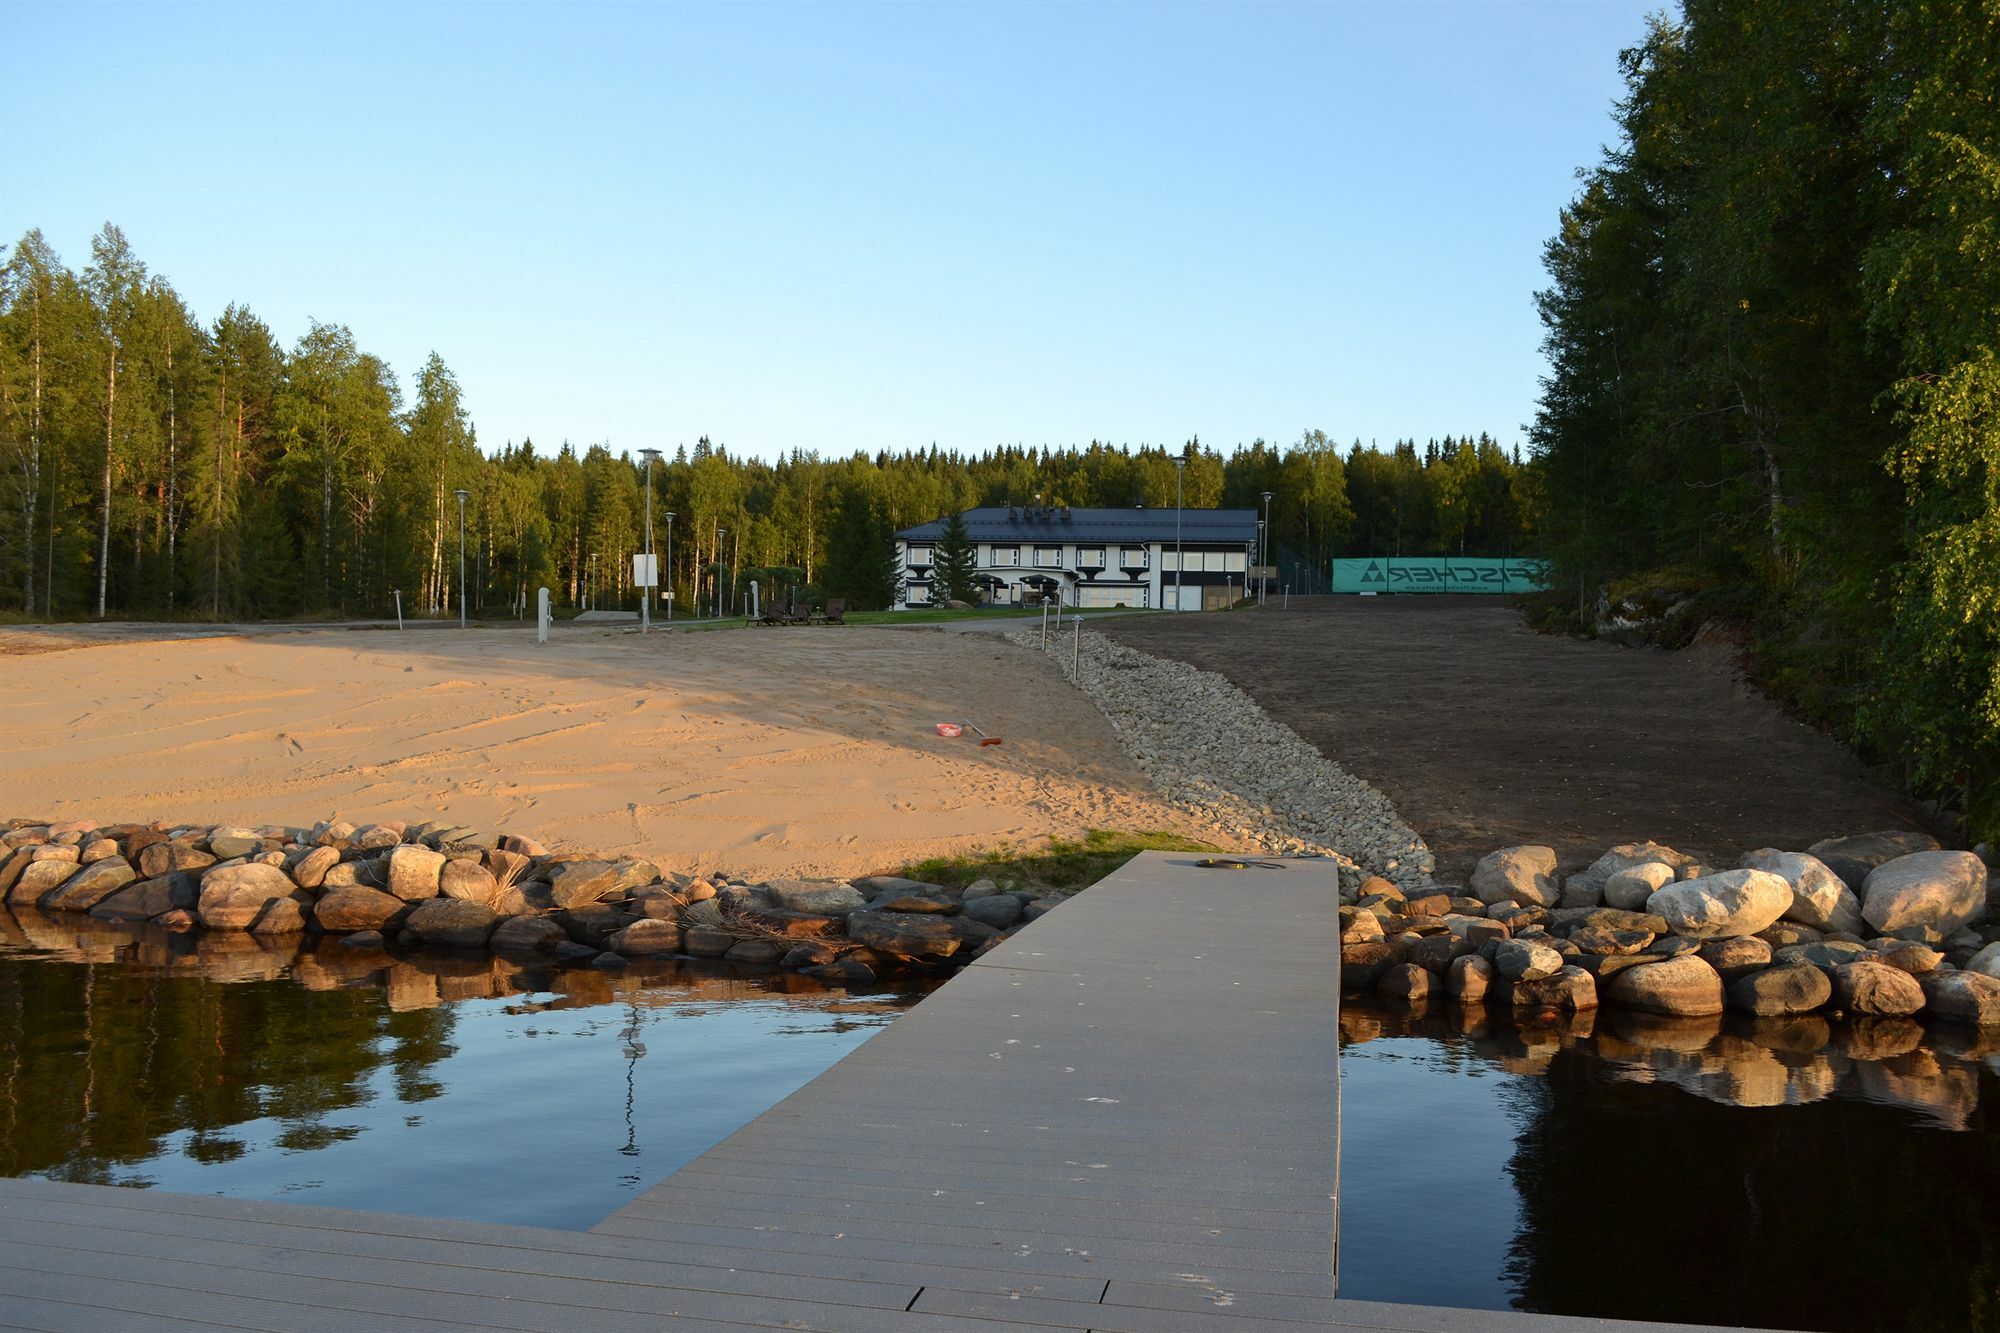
1531, 0, 1997, 837
0, 225, 1535, 623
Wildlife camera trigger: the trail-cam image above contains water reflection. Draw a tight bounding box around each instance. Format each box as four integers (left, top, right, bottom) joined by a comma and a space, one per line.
1340, 997, 2000, 1330
1, 906, 931, 1225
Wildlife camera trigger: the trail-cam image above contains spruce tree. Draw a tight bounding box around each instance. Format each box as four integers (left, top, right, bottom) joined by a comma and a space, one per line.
934, 510, 978, 606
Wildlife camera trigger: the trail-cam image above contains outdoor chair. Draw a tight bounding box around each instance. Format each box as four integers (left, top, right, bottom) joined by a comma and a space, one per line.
822, 599, 846, 625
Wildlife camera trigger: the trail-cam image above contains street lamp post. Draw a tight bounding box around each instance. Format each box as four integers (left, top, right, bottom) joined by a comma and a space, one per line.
715, 527, 728, 618
663, 511, 675, 622
588, 552, 599, 610
1172, 457, 1186, 613
453, 488, 471, 628
638, 449, 662, 634
1260, 489, 1274, 606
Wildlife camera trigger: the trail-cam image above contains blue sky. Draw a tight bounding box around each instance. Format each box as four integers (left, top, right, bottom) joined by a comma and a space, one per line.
2, 1, 1656, 462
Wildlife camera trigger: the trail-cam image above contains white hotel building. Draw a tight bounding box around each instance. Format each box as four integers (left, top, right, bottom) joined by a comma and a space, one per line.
893, 505, 1261, 611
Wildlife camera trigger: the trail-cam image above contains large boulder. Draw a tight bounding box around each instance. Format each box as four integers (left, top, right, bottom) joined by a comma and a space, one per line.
1492, 939, 1563, 982
962, 894, 1025, 929
42, 856, 137, 912
1565, 842, 1691, 908
320, 860, 377, 889
851, 875, 945, 896
605, 919, 683, 956
384, 845, 447, 901
0, 849, 33, 898
1919, 971, 2000, 1026
763, 879, 867, 915
312, 886, 407, 932
1697, 935, 1773, 983
1470, 846, 1559, 907
1726, 963, 1832, 1016
8, 859, 79, 905
249, 896, 308, 934
439, 858, 501, 907
547, 859, 656, 909
1603, 862, 1677, 912
402, 898, 498, 949
491, 915, 568, 954
682, 927, 737, 957
90, 872, 198, 921
1506, 965, 1598, 1011
138, 841, 215, 879
557, 905, 633, 948
1377, 963, 1434, 1001
1342, 941, 1394, 989
1807, 831, 1941, 890
1604, 955, 1725, 1016
845, 909, 960, 959
1738, 849, 1864, 934
1967, 942, 2000, 980
1829, 961, 1926, 1018
206, 827, 263, 859
1646, 870, 1791, 940
289, 845, 342, 889
197, 863, 299, 930
1859, 851, 1986, 937
1447, 953, 1493, 1004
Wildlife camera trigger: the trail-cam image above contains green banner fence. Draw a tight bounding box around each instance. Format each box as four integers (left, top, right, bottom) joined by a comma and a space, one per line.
1331, 557, 1550, 594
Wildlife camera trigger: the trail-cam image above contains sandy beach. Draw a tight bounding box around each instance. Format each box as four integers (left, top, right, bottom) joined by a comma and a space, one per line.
0, 622, 1221, 879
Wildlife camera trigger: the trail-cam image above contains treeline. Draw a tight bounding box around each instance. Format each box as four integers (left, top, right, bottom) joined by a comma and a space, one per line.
1531, 0, 1997, 837
0, 224, 1537, 621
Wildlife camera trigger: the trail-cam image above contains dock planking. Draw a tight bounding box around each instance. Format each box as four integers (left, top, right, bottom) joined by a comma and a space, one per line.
0, 853, 1750, 1331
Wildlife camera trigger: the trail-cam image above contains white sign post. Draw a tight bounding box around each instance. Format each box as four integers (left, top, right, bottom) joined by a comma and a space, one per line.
633, 554, 658, 634
536, 587, 551, 644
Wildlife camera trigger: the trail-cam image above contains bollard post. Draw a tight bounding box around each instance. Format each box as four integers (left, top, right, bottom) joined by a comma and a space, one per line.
1071, 618, 1080, 682
537, 587, 550, 644
393, 589, 403, 630
1041, 601, 1049, 649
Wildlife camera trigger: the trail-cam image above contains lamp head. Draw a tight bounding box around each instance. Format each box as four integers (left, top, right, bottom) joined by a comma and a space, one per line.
638, 448, 663, 465
453, 488, 471, 502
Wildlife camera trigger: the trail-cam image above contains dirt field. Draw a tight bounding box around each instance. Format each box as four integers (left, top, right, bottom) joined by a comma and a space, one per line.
0, 622, 1231, 880
1101, 597, 1937, 881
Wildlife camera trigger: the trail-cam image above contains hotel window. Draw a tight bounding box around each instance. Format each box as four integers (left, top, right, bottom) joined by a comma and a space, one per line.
1034, 546, 1063, 568
907, 545, 932, 567
1224, 550, 1247, 573
1076, 547, 1106, 570
906, 582, 932, 605
1120, 546, 1149, 568
991, 545, 1019, 566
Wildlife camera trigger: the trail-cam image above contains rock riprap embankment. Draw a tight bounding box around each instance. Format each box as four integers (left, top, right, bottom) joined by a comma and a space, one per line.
1343, 831, 2000, 1026
1012, 628, 1433, 891
0, 817, 1054, 983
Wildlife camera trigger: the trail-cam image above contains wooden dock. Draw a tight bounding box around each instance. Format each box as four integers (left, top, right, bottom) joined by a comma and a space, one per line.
0, 853, 1728, 1331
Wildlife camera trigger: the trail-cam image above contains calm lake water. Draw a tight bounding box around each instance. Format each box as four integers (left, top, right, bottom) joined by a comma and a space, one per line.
1, 907, 932, 1228
11, 906, 1999, 1330
1339, 995, 2000, 1332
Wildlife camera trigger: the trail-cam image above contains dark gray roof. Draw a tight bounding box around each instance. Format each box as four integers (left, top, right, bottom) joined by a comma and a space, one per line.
896, 506, 1257, 545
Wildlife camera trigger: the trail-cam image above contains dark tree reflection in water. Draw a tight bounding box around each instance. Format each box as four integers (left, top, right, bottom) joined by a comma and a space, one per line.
0, 907, 930, 1226
0, 951, 453, 1186
1340, 996, 2000, 1332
